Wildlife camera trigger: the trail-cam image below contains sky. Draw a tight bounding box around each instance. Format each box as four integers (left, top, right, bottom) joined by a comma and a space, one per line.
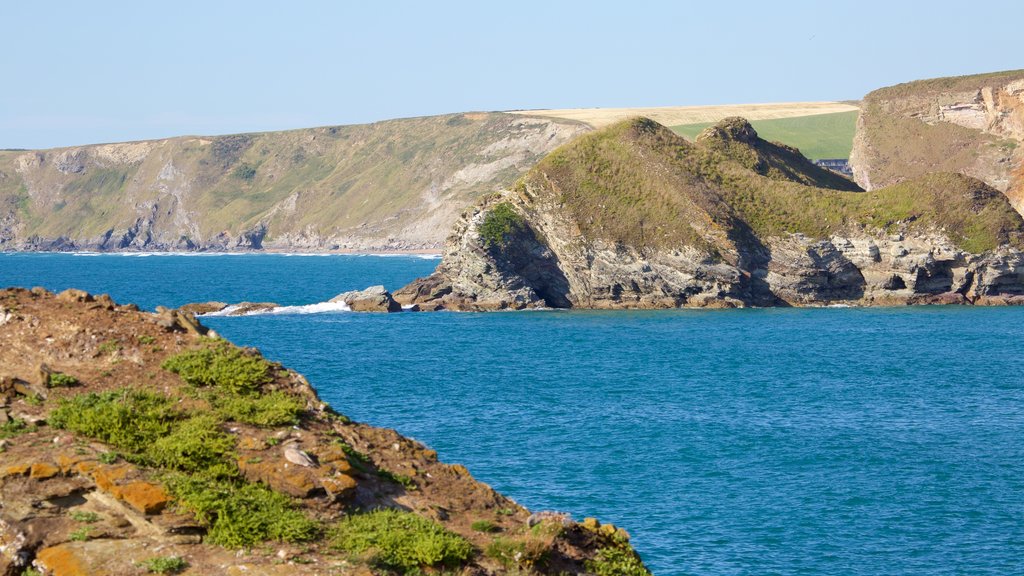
3, 0, 1022, 149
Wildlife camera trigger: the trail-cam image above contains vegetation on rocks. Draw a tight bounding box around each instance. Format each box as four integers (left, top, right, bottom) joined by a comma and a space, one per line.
478, 202, 525, 248
161, 340, 272, 394
330, 509, 473, 573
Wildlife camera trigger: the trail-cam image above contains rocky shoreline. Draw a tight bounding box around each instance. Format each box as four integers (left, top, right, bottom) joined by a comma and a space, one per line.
0, 287, 649, 575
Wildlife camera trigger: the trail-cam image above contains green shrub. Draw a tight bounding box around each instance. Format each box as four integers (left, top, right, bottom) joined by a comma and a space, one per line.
471, 519, 498, 533
98, 451, 119, 464
206, 389, 304, 427
47, 372, 79, 388
0, 418, 37, 439
484, 536, 549, 570
147, 415, 237, 476
69, 526, 91, 541
162, 342, 272, 394
478, 202, 524, 248
98, 339, 121, 355
330, 509, 472, 573
164, 474, 319, 548
69, 510, 100, 523
138, 335, 157, 345
232, 163, 257, 181
141, 556, 188, 574
377, 469, 417, 491
585, 546, 649, 576
49, 390, 180, 453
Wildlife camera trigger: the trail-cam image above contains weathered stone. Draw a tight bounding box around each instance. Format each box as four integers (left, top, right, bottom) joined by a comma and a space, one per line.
29, 462, 60, 480
55, 289, 93, 304
329, 286, 402, 312
238, 458, 320, 498
114, 481, 170, 515
320, 474, 358, 500
178, 301, 228, 316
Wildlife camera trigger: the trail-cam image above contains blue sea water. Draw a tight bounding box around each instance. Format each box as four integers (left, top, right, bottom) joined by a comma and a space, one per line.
3, 253, 1024, 575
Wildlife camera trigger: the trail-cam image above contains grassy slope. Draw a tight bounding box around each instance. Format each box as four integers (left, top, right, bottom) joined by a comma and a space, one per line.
852, 70, 1024, 194
0, 113, 584, 248
519, 118, 1024, 254
671, 110, 859, 159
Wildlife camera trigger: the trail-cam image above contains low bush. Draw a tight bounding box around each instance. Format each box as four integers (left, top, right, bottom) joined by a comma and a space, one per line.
330, 509, 472, 573
49, 390, 180, 453
161, 341, 272, 394
47, 372, 79, 388
484, 536, 550, 570
164, 473, 320, 548
141, 556, 188, 574
478, 202, 524, 248
585, 546, 649, 576
147, 415, 237, 476
471, 520, 499, 533
206, 389, 304, 427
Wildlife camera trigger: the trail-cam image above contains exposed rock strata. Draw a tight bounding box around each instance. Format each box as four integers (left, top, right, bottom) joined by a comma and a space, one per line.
850, 70, 1024, 215
397, 118, 1024, 310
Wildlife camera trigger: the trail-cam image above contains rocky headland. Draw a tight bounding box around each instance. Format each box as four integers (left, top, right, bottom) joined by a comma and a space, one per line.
0, 113, 587, 253
0, 287, 647, 575
394, 117, 1024, 310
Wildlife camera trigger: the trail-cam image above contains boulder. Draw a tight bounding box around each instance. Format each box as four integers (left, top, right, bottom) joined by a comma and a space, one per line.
178, 301, 228, 316
329, 286, 402, 312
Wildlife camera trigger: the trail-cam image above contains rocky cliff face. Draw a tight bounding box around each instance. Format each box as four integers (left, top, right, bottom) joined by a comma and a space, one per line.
0, 113, 587, 252
0, 288, 648, 575
395, 118, 1024, 310
849, 70, 1024, 215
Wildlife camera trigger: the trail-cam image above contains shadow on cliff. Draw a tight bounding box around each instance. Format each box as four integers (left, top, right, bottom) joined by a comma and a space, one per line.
492, 221, 572, 308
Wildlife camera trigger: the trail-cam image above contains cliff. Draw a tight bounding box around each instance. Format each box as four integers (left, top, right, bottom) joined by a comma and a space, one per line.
395, 117, 1024, 310
0, 288, 647, 575
849, 69, 1024, 215
0, 113, 587, 252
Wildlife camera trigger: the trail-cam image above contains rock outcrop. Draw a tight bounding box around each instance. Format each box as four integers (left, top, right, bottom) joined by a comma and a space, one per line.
329, 285, 402, 312
0, 113, 588, 253
0, 288, 647, 574
396, 117, 1024, 310
849, 69, 1024, 215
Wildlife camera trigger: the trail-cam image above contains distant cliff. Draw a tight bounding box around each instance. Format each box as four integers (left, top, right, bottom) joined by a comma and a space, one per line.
849, 69, 1024, 215
395, 117, 1024, 310
0, 113, 587, 252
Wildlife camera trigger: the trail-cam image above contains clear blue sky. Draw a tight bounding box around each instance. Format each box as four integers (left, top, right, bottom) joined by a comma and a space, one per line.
3, 0, 1022, 149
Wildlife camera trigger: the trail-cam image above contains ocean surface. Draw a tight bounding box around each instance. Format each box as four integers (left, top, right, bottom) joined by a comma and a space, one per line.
4, 252, 1024, 575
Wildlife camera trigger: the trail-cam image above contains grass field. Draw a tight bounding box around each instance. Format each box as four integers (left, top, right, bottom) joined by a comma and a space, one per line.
670, 110, 859, 160
510, 102, 858, 129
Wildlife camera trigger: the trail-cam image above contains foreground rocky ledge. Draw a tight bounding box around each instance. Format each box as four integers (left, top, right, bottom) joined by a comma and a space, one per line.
0, 287, 648, 575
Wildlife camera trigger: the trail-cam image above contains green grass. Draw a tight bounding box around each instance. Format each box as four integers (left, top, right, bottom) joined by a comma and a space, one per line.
47, 372, 79, 388
330, 509, 472, 574
518, 117, 1022, 254
203, 389, 304, 427
69, 511, 100, 523
585, 546, 649, 576
671, 111, 858, 160
141, 556, 188, 574
0, 418, 37, 439
471, 519, 499, 533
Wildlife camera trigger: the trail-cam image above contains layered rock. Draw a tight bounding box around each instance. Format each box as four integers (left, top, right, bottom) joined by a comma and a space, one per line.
849, 69, 1024, 214
396, 117, 1024, 310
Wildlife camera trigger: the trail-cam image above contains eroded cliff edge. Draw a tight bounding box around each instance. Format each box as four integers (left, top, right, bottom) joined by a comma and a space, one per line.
395, 117, 1024, 310
849, 69, 1024, 215
0, 288, 647, 575
0, 113, 588, 252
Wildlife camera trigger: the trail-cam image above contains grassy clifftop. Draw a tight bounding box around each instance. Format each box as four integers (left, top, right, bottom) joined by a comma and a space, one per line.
849, 69, 1024, 212
516, 116, 1023, 254
0, 113, 587, 251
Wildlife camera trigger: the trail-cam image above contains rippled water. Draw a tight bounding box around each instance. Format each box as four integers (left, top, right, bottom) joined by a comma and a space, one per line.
4, 253, 1024, 575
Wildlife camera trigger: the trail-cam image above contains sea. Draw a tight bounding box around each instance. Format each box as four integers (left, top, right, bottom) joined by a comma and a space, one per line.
3, 252, 1024, 576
